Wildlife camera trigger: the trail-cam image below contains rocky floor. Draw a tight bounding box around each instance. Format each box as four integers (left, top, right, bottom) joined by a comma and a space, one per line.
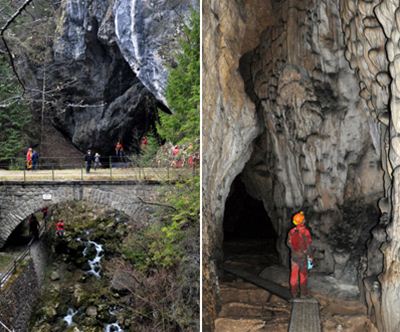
215, 239, 289, 331
216, 239, 378, 332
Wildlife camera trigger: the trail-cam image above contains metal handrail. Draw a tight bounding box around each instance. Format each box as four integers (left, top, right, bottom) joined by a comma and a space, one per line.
0, 225, 46, 290
0, 320, 14, 332
0, 155, 200, 171
0, 156, 199, 182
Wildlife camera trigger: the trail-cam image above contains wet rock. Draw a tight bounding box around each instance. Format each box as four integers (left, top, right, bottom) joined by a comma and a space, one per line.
114, 0, 199, 105
110, 270, 133, 296
50, 271, 60, 281
86, 305, 98, 317
42, 306, 57, 318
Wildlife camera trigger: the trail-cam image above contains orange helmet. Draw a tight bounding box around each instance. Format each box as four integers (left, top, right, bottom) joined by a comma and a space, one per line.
293, 211, 305, 225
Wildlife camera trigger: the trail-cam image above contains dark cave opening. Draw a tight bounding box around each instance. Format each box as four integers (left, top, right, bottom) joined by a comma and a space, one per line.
222, 175, 279, 270
3, 219, 32, 249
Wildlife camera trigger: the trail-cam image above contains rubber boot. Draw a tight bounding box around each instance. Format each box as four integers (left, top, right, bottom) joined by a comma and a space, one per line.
300, 285, 309, 298
291, 286, 298, 298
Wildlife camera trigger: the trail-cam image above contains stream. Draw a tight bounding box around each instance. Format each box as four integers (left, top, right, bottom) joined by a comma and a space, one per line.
83, 240, 104, 278
63, 308, 77, 326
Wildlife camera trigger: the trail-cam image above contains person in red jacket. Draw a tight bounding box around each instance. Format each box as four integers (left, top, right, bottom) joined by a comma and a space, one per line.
55, 219, 65, 237
287, 211, 313, 298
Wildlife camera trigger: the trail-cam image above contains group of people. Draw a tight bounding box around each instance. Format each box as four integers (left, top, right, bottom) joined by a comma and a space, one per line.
171, 143, 200, 168
84, 150, 101, 173
85, 140, 126, 173
26, 147, 39, 170
150, 142, 199, 168
28, 207, 65, 241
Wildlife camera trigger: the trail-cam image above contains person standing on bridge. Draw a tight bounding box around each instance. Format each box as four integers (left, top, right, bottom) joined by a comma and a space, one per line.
115, 140, 124, 160
94, 152, 101, 170
32, 150, 39, 170
84, 150, 94, 173
26, 147, 33, 170
287, 211, 313, 298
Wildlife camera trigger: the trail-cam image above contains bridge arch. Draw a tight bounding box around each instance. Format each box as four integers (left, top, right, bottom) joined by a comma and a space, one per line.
0, 181, 163, 247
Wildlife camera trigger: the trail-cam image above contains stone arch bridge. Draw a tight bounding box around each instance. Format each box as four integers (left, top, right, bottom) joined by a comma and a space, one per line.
0, 180, 166, 247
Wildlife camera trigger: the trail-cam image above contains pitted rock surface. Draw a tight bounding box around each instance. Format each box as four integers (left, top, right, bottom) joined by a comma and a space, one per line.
202, 0, 388, 330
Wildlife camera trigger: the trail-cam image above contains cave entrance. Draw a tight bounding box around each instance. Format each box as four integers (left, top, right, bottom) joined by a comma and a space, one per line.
223, 175, 279, 273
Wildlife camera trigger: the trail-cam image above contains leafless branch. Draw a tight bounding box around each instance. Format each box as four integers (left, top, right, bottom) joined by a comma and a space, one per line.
0, 95, 21, 108
0, 0, 35, 93
136, 197, 176, 210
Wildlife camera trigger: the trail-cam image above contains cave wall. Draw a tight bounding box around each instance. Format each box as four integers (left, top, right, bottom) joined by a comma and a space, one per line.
202, 1, 274, 329
203, 0, 388, 330
340, 1, 400, 330
240, 0, 383, 282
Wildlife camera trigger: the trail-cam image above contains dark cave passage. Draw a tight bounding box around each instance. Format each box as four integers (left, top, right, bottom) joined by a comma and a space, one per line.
222, 175, 279, 270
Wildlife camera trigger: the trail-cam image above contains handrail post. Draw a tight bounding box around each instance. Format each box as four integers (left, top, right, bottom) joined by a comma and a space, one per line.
81, 162, 83, 180
109, 156, 112, 180
52, 165, 55, 181
23, 168, 26, 182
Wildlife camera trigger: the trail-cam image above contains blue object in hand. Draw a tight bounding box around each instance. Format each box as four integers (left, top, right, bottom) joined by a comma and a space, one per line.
307, 256, 313, 270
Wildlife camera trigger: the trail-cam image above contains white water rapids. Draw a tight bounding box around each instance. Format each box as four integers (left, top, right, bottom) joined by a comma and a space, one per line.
83, 240, 104, 278
63, 308, 77, 326
105, 322, 124, 332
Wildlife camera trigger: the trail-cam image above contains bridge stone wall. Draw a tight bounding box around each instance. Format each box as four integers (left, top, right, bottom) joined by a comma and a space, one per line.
0, 181, 164, 248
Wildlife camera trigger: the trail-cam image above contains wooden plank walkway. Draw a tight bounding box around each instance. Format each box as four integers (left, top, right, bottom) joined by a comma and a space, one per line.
223, 265, 291, 300
289, 298, 321, 332
224, 266, 321, 331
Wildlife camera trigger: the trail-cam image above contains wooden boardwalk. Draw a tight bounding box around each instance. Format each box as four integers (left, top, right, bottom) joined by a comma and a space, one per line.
224, 266, 321, 331
289, 298, 321, 332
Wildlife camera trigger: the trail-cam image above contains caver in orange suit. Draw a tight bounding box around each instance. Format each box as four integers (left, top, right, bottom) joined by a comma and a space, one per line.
287, 211, 312, 298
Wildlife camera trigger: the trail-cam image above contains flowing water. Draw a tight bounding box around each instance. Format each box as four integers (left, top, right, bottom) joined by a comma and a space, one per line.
83, 240, 104, 278
105, 322, 123, 332
63, 308, 77, 326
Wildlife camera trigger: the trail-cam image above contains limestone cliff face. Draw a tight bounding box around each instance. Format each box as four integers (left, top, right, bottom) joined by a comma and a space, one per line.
203, 0, 388, 330
17, 0, 197, 155
114, 0, 199, 105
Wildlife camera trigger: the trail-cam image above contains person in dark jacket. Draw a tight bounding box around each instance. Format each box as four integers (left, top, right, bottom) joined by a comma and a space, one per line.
84, 150, 93, 173
32, 150, 39, 170
29, 214, 40, 240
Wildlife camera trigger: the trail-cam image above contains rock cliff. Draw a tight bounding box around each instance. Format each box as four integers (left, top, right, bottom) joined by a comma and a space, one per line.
11, 0, 198, 155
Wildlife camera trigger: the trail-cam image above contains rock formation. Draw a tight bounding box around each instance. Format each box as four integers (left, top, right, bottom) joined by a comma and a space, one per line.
202, 0, 400, 331
9, 0, 198, 155
114, 0, 199, 105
